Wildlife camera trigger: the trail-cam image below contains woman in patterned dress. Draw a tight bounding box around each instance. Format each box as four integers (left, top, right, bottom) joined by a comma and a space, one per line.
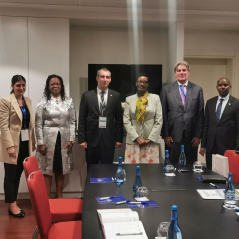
123, 73, 162, 163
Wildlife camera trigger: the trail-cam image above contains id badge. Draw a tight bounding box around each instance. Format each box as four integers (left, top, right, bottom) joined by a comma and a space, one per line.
21, 129, 29, 141
99, 117, 107, 128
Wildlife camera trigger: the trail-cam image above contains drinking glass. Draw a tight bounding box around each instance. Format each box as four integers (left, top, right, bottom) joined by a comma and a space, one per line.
157, 222, 170, 238
136, 186, 149, 198
165, 165, 175, 174
193, 161, 203, 172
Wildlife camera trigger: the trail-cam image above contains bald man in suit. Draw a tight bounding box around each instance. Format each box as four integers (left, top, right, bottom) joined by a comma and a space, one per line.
78, 68, 123, 168
200, 77, 239, 169
160, 61, 204, 164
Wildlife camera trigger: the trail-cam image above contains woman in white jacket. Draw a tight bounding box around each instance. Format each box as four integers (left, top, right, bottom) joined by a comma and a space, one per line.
35, 74, 76, 198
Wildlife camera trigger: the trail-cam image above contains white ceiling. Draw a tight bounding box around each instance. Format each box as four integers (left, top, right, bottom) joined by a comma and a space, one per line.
1, 0, 239, 30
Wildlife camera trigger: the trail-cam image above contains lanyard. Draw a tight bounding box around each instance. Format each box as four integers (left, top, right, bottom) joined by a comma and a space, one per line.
179, 84, 187, 98
20, 105, 27, 128
16, 97, 27, 129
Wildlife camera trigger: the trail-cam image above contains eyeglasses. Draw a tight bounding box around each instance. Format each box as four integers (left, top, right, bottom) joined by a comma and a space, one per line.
137, 81, 148, 84
50, 83, 61, 86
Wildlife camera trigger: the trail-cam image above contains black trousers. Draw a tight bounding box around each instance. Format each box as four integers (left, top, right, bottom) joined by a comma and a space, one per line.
4, 140, 29, 203
85, 135, 115, 170
166, 131, 198, 164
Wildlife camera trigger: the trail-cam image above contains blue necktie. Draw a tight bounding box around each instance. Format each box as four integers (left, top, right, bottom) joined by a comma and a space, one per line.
216, 98, 224, 122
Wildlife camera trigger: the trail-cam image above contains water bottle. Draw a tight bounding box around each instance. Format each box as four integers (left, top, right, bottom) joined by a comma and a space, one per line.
178, 145, 186, 169
133, 166, 143, 197
224, 172, 236, 208
167, 205, 182, 239
115, 157, 125, 187
163, 150, 170, 174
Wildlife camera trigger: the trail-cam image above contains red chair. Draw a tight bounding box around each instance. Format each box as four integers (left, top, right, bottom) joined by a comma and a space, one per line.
27, 170, 82, 239
224, 150, 239, 184
23, 156, 83, 222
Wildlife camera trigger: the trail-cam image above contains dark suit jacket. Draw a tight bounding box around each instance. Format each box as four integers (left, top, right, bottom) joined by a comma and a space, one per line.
78, 88, 123, 148
160, 81, 204, 142
201, 95, 239, 155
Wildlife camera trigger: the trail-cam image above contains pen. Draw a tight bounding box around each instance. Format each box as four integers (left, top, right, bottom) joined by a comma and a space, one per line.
210, 183, 220, 189
116, 232, 143, 236
99, 196, 115, 200
115, 201, 127, 205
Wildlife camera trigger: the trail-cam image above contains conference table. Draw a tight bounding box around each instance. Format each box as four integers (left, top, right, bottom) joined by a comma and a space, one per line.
82, 164, 239, 239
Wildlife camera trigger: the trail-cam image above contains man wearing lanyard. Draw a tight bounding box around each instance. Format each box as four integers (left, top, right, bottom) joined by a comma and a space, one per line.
160, 61, 204, 163
200, 78, 239, 169
78, 68, 123, 169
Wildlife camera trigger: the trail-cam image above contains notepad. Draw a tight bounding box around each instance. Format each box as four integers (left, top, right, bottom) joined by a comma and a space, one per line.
97, 208, 148, 239
197, 189, 225, 199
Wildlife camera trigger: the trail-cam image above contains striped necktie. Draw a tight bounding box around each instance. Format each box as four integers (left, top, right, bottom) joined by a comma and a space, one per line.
216, 98, 224, 122
100, 91, 106, 116
180, 85, 186, 106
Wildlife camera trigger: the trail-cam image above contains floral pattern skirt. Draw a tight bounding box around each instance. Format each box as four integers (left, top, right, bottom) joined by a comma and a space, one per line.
124, 142, 159, 164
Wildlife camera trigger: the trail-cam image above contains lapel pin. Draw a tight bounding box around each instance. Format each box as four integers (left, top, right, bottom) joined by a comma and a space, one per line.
110, 94, 112, 96
229, 103, 231, 105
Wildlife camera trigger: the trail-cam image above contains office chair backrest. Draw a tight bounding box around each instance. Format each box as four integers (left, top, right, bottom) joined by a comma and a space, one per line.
27, 171, 52, 239
23, 156, 39, 179
224, 150, 239, 184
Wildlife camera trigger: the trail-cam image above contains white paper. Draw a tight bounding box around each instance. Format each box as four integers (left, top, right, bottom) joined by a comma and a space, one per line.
197, 189, 225, 199
97, 208, 148, 239
165, 173, 176, 177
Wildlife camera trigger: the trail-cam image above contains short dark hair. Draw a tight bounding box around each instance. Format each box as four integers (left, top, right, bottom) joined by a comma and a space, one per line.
44, 74, 66, 101
137, 73, 149, 82
97, 68, 111, 77
10, 75, 26, 94
217, 77, 231, 86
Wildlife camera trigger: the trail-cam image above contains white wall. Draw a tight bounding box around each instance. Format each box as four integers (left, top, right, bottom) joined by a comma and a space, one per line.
185, 30, 239, 53
0, 16, 86, 199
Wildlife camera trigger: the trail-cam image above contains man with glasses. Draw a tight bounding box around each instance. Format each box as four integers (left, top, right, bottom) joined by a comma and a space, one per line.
160, 61, 204, 163
78, 68, 123, 169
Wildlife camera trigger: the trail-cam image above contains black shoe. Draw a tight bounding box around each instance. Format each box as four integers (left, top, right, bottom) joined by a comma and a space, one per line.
8, 209, 25, 218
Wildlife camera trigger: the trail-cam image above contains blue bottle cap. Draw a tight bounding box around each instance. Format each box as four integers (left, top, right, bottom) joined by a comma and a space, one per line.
172, 205, 178, 210
136, 166, 140, 169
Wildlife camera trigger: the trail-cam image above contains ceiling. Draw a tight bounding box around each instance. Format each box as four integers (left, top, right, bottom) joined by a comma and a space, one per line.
1, 0, 239, 30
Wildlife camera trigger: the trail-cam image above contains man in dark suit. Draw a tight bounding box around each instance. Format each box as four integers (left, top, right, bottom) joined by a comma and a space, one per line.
160, 61, 204, 163
78, 68, 123, 168
199, 77, 239, 169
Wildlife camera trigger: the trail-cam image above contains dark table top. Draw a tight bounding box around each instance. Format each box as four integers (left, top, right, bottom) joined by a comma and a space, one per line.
82, 164, 239, 239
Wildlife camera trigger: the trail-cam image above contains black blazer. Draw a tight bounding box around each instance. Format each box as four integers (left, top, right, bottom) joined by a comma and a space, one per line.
160, 81, 204, 142
78, 88, 123, 148
201, 95, 239, 155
